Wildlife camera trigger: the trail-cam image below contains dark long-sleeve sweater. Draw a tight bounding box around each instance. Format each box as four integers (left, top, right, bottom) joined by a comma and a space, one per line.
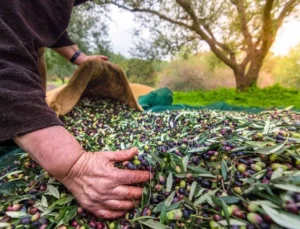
0, 0, 88, 142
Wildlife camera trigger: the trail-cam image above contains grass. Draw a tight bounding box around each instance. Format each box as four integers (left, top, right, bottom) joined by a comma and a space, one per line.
173, 84, 300, 109
48, 79, 66, 86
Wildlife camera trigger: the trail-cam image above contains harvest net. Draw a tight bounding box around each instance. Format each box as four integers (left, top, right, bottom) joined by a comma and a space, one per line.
0, 98, 300, 229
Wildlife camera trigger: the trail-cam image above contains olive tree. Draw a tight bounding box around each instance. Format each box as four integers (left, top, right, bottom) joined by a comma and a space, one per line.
99, 0, 300, 91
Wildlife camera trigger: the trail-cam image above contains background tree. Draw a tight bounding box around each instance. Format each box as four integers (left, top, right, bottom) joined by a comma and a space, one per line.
99, 0, 300, 91
125, 58, 158, 86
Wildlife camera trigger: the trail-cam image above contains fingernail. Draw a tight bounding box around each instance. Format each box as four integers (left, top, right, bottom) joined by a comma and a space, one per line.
133, 147, 138, 153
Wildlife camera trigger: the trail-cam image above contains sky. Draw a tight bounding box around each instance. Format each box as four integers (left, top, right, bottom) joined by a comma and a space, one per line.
108, 7, 138, 56
107, 6, 300, 57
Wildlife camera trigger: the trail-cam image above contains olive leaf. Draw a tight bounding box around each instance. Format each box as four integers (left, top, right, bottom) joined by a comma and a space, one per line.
193, 194, 207, 207
221, 160, 227, 181
221, 200, 230, 227
0, 222, 11, 228
183, 197, 196, 209
141, 186, 148, 209
47, 185, 60, 199
205, 195, 215, 207
187, 147, 208, 153
189, 181, 197, 200
140, 219, 169, 229
182, 155, 189, 172
150, 151, 166, 167
271, 168, 284, 180
165, 191, 175, 207
255, 143, 286, 155
263, 118, 271, 134
160, 204, 167, 224
153, 200, 182, 214
0, 170, 23, 180
166, 173, 173, 193
62, 206, 78, 224
218, 196, 241, 204
218, 219, 246, 226
195, 188, 205, 198
41, 195, 48, 208
47, 195, 73, 209
193, 189, 218, 206
262, 205, 300, 229
250, 200, 279, 208
55, 208, 68, 226
120, 142, 125, 150
188, 166, 214, 177
273, 184, 300, 192
288, 137, 300, 143
5, 211, 29, 218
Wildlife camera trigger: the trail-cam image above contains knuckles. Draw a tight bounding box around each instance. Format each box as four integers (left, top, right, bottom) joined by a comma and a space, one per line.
123, 187, 132, 199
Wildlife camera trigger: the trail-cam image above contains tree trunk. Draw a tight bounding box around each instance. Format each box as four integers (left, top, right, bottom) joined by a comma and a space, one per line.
234, 60, 263, 91
234, 72, 258, 91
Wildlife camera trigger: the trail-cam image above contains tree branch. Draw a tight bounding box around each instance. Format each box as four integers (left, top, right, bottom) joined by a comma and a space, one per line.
257, 0, 275, 59
276, 0, 300, 30
110, 2, 193, 31
203, 25, 233, 55
231, 0, 253, 53
175, 0, 237, 69
240, 54, 251, 72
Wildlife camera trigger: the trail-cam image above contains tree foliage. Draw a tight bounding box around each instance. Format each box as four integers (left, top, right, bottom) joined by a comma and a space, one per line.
45, 2, 160, 87
125, 58, 157, 86
99, 0, 300, 90
46, 2, 111, 82
272, 42, 300, 89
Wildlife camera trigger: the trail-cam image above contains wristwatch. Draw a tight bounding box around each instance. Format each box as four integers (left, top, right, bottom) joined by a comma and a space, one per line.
70, 50, 82, 64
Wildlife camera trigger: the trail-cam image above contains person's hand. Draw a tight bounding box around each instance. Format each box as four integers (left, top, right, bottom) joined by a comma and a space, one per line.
52, 45, 108, 65
60, 148, 151, 219
15, 126, 148, 219
74, 53, 109, 66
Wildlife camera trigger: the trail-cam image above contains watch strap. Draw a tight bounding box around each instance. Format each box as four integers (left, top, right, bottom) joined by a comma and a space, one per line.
70, 50, 82, 64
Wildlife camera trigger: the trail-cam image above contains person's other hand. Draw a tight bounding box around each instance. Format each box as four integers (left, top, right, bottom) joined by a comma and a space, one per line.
61, 148, 151, 219
74, 53, 109, 65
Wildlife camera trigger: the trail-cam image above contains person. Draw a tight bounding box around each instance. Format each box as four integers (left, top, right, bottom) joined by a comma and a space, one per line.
0, 0, 151, 219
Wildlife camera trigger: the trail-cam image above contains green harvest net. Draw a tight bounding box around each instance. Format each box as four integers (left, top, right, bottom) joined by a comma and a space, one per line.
139, 87, 265, 113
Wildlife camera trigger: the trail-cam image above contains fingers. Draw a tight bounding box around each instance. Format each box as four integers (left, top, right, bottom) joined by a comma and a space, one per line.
116, 169, 151, 185
104, 148, 138, 162
112, 186, 144, 200
104, 200, 139, 211
98, 55, 109, 61
94, 210, 127, 219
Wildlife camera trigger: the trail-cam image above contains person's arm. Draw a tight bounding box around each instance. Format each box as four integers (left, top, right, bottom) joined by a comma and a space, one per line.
49, 31, 108, 65
52, 44, 108, 65
15, 126, 151, 219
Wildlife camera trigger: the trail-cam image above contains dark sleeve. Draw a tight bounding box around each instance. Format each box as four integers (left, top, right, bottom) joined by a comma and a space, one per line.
74, 0, 91, 6
0, 20, 64, 142
0, 65, 64, 142
49, 31, 75, 48
49, 0, 91, 48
